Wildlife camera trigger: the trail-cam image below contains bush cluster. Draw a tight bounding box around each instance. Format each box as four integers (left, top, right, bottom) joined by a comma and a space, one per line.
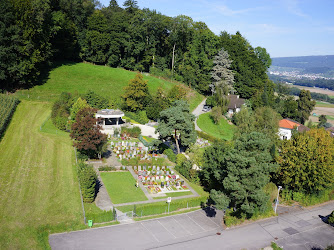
163, 148, 176, 163
175, 160, 200, 184
125, 111, 149, 124
281, 187, 334, 206
78, 163, 97, 203
52, 91, 111, 131
121, 126, 141, 138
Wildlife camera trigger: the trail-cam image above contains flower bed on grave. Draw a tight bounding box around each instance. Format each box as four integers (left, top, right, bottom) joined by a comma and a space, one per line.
133, 165, 188, 194
111, 140, 154, 161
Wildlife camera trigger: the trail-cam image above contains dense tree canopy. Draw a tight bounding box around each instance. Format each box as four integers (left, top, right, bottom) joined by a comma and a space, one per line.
1, 0, 273, 101
202, 132, 277, 217
277, 128, 334, 194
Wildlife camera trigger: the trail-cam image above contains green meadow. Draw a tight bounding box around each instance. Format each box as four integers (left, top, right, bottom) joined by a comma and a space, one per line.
14, 62, 203, 111
197, 112, 236, 140
0, 101, 83, 249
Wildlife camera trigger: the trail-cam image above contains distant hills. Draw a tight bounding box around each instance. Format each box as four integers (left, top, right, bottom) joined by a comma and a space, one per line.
270, 55, 334, 75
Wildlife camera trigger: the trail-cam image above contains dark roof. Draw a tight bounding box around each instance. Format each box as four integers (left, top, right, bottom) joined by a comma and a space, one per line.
227, 95, 245, 109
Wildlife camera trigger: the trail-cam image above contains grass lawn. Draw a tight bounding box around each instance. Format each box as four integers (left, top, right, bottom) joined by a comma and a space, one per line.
14, 62, 203, 111
153, 191, 193, 199
197, 112, 236, 140
0, 100, 84, 249
100, 172, 148, 204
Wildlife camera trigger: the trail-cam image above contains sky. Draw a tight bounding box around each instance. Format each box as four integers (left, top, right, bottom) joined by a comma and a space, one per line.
98, 0, 334, 58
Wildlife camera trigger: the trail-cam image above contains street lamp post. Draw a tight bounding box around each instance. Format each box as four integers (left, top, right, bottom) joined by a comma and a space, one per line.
274, 186, 282, 214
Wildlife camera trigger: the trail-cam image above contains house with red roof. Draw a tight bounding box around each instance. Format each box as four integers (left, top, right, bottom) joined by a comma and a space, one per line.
278, 118, 310, 140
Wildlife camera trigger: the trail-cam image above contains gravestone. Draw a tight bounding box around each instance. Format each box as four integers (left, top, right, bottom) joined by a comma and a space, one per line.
176, 175, 179, 179
157, 166, 160, 171
138, 166, 141, 171
161, 182, 164, 188
134, 166, 137, 170
153, 166, 156, 170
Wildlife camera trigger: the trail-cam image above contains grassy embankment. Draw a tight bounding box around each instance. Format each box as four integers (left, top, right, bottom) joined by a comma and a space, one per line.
14, 62, 204, 111
0, 101, 84, 249
197, 112, 236, 140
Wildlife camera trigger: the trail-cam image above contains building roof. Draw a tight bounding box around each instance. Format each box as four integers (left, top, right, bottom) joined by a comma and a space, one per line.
227, 95, 245, 109
96, 109, 124, 118
279, 118, 310, 132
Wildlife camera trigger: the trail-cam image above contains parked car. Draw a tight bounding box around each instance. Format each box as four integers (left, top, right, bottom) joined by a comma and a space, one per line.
202, 105, 211, 112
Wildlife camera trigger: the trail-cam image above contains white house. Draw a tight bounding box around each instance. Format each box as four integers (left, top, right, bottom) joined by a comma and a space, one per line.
227, 95, 245, 117
278, 118, 310, 140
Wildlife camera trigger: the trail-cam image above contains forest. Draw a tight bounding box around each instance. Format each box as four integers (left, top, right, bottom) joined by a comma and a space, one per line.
0, 0, 272, 106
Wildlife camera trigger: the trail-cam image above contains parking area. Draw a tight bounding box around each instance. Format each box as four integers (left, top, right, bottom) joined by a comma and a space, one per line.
49, 210, 223, 250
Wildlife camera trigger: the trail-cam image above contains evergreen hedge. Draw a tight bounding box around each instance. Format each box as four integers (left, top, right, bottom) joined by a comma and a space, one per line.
77, 163, 97, 203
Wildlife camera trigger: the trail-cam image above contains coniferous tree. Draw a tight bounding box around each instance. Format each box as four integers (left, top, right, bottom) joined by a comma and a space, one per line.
297, 90, 316, 124
157, 100, 196, 154
206, 132, 277, 217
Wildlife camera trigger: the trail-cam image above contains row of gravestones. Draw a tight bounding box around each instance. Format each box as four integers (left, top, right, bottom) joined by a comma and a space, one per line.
134, 166, 172, 171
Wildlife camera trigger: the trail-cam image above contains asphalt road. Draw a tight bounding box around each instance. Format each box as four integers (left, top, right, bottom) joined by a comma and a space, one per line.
49, 202, 334, 250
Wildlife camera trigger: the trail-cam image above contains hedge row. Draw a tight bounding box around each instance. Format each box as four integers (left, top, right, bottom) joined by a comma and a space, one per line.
77, 162, 97, 203
119, 195, 208, 217
86, 209, 115, 223
0, 94, 19, 138
196, 130, 222, 142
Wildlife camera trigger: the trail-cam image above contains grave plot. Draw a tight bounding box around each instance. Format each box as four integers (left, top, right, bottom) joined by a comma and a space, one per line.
111, 141, 158, 161
100, 171, 148, 204
133, 165, 191, 196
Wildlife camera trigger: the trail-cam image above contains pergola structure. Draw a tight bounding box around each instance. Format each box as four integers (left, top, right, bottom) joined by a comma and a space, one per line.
95, 109, 125, 130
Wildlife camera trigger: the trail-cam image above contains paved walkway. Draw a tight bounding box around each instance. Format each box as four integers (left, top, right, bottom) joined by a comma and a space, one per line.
49, 201, 334, 250
192, 98, 207, 132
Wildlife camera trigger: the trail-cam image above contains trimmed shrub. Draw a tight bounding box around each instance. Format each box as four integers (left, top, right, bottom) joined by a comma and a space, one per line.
78, 163, 97, 203
163, 148, 176, 163
123, 196, 208, 217
98, 166, 117, 171
86, 210, 114, 223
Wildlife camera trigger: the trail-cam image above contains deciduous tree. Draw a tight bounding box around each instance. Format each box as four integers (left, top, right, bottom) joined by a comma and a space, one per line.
70, 107, 108, 159
277, 128, 334, 194
122, 73, 150, 111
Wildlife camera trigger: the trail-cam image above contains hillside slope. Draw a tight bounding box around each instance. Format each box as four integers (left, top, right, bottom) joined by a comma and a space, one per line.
14, 62, 204, 111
